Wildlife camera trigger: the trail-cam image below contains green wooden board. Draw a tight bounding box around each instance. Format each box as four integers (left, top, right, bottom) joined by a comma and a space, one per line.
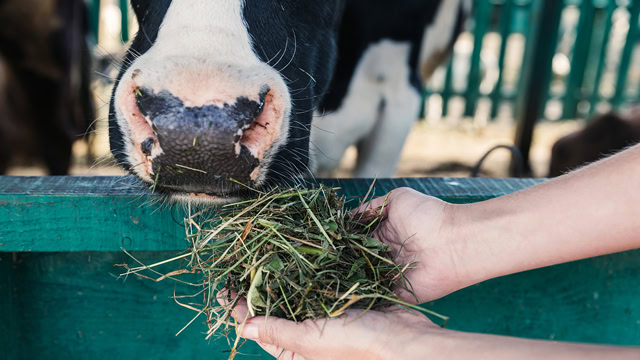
1, 176, 639, 360
0, 176, 542, 252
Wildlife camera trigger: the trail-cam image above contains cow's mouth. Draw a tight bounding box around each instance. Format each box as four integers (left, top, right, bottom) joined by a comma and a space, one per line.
152, 181, 259, 204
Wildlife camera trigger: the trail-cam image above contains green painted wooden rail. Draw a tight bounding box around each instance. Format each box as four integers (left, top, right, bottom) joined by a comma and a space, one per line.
1, 176, 639, 360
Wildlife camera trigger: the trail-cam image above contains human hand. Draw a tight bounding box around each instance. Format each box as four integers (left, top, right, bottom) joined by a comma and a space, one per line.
228, 296, 640, 360
357, 187, 468, 303
230, 297, 441, 360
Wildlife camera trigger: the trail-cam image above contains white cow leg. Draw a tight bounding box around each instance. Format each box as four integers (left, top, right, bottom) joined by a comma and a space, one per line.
310, 110, 367, 177
353, 88, 421, 178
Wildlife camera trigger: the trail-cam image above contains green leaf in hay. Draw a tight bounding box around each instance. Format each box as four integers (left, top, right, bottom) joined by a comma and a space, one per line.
323, 220, 339, 233
347, 258, 366, 281
265, 254, 285, 273
248, 268, 266, 312
362, 237, 388, 251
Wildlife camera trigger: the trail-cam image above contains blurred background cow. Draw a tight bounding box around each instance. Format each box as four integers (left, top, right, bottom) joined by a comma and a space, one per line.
0, 0, 94, 175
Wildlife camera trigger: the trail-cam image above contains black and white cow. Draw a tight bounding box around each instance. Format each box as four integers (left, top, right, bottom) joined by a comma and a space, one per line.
109, 0, 467, 202
312, 0, 469, 177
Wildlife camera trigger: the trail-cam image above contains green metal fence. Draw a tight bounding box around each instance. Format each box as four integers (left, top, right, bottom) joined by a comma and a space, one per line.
427, 0, 640, 122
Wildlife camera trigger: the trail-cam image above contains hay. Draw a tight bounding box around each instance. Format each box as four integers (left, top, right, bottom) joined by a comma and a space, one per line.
119, 184, 447, 357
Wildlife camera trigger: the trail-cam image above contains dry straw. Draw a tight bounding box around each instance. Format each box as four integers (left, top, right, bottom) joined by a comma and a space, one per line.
119, 183, 447, 358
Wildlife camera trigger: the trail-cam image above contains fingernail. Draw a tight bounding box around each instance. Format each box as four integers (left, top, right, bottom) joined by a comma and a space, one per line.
242, 323, 259, 340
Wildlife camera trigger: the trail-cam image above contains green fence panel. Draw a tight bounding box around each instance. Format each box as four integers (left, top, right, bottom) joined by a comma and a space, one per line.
1, 177, 640, 359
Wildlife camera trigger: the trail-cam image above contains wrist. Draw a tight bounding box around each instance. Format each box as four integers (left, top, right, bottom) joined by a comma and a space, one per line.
393, 325, 452, 360
433, 202, 488, 294
444, 200, 520, 290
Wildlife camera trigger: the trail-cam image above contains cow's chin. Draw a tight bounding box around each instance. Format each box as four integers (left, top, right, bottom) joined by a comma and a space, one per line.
169, 191, 243, 206
148, 182, 261, 206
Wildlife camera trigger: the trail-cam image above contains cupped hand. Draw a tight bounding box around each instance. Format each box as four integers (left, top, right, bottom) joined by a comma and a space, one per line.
357, 187, 468, 303
229, 298, 441, 360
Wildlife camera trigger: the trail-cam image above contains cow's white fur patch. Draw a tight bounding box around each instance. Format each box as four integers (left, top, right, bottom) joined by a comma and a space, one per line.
113, 0, 291, 188
311, 40, 420, 178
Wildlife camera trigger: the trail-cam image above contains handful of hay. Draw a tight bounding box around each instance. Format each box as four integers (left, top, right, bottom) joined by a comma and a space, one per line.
120, 184, 446, 352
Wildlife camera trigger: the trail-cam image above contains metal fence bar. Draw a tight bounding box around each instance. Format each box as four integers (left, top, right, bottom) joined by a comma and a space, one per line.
589, 1, 616, 115
513, 0, 563, 175
90, 0, 102, 44
613, 0, 640, 107
563, 0, 596, 119
119, 0, 130, 43
464, 0, 492, 117
441, 59, 455, 117
490, 0, 515, 119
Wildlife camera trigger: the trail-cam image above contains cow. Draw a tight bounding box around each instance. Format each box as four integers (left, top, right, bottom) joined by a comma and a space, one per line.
549, 110, 640, 177
0, 0, 94, 175
311, 0, 470, 178
109, 0, 467, 202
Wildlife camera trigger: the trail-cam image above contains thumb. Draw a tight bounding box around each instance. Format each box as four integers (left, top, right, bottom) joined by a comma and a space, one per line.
352, 192, 393, 222
241, 316, 314, 353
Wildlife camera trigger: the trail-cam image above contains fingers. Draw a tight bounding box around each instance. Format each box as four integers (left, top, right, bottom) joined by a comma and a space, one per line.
353, 187, 417, 220
240, 316, 313, 357
353, 192, 393, 219
215, 289, 249, 322
231, 299, 249, 322
256, 341, 304, 360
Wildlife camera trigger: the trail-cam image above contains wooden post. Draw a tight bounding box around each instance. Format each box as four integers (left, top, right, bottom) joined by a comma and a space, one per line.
513, 0, 563, 176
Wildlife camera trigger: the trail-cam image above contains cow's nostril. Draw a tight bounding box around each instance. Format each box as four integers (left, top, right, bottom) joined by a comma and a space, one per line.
123, 83, 283, 190
141, 137, 155, 156
134, 87, 165, 120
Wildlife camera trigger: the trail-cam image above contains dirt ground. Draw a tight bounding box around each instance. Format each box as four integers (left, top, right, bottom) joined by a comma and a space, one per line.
6, 118, 583, 178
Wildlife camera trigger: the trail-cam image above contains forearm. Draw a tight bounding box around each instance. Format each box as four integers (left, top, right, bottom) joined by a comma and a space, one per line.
420, 330, 640, 360
450, 144, 640, 288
